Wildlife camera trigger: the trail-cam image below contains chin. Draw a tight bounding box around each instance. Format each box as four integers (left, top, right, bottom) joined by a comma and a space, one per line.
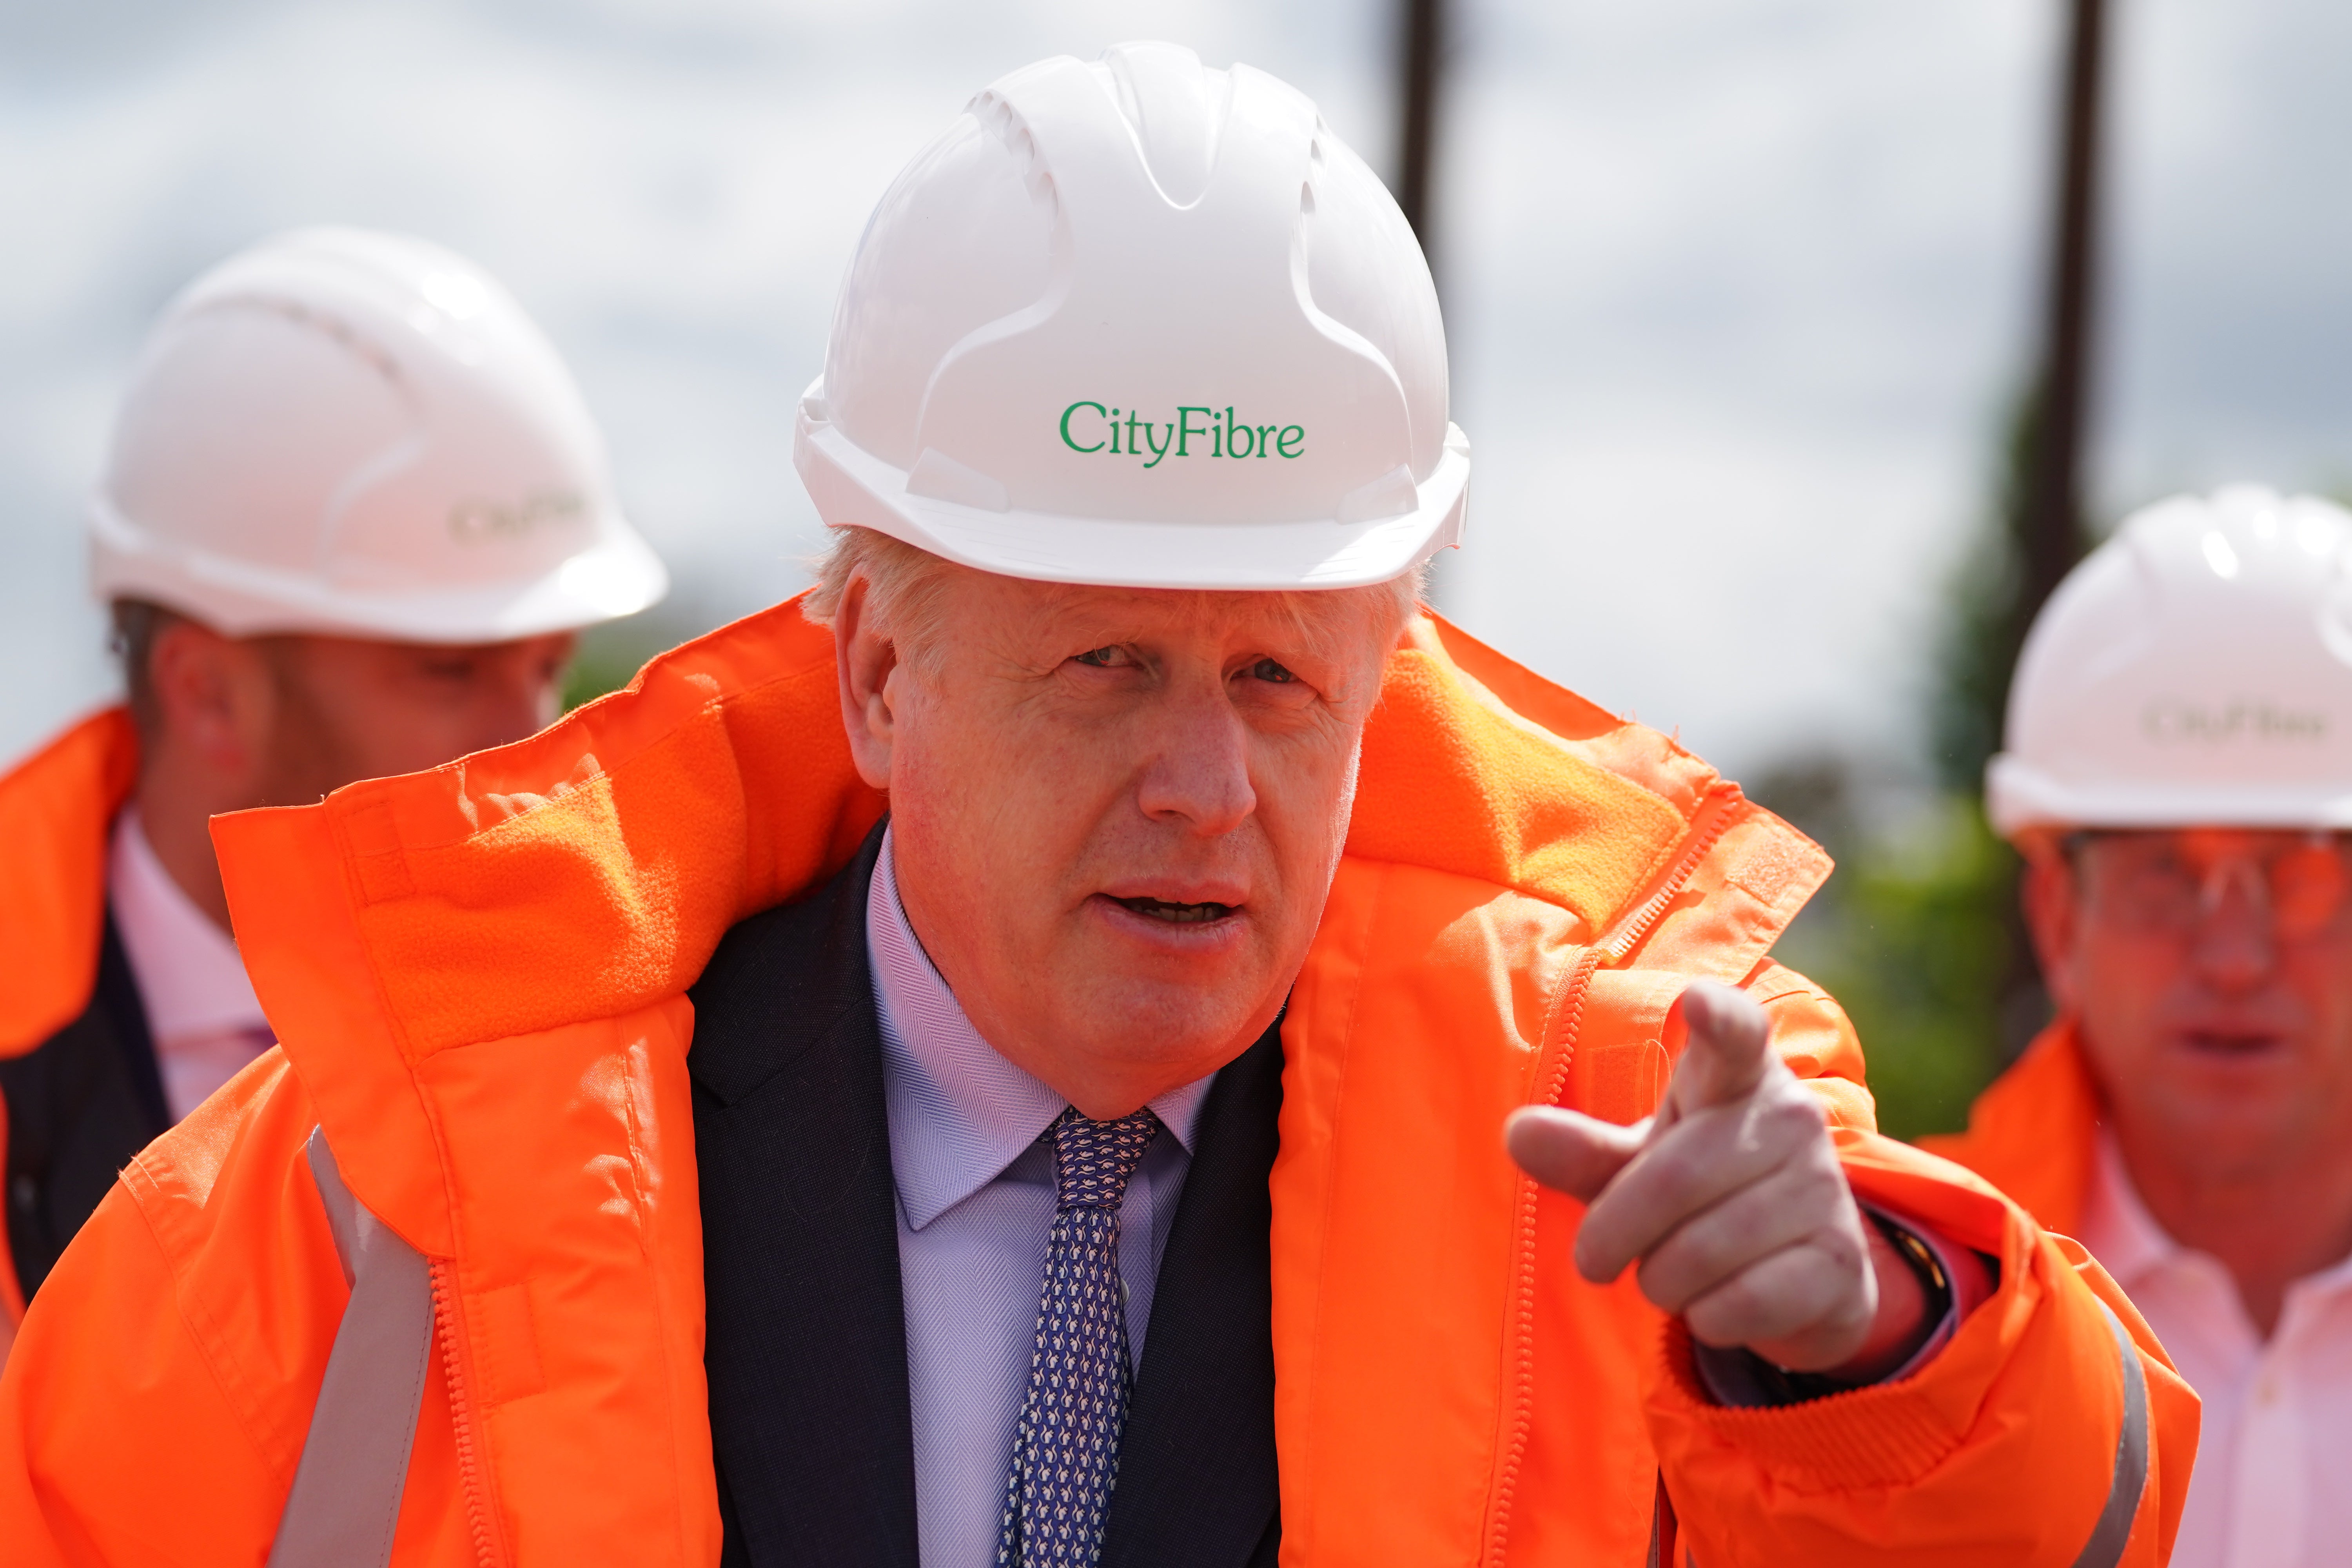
1085, 975, 1279, 1065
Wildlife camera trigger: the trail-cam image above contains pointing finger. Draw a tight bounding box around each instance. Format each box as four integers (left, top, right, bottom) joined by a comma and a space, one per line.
1504, 1106, 1647, 1206
1663, 982, 1773, 1120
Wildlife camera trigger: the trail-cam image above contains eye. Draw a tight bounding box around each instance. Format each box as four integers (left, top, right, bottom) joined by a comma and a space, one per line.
1071, 646, 1132, 668
1247, 657, 1297, 684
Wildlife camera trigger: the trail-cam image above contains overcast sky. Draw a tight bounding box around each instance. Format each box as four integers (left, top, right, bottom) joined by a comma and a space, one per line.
3, 0, 2348, 785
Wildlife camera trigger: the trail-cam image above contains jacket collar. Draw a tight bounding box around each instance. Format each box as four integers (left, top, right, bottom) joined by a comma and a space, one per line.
0, 706, 138, 1058
1920, 1017, 2103, 1235
212, 596, 1809, 1251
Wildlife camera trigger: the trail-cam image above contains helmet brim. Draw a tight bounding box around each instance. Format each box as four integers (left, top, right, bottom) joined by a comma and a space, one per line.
89, 499, 669, 644
1986, 753, 2352, 835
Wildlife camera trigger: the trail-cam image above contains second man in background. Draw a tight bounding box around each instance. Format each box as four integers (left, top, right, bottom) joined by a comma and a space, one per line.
0, 227, 666, 1348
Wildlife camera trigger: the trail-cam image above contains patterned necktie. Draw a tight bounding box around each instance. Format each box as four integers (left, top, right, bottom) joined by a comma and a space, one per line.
996, 1106, 1161, 1568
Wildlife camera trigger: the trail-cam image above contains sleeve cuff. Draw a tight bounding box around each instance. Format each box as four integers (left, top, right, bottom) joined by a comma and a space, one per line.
1690, 1204, 1998, 1409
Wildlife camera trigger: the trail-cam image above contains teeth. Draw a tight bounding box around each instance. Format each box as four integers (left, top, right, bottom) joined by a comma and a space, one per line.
1119, 897, 1232, 924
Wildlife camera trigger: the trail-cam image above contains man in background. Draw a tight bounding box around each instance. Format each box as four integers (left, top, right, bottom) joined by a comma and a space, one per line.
1930, 484, 2352, 1568
0, 227, 666, 1343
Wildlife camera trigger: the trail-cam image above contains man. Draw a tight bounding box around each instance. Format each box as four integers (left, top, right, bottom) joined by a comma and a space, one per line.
1, 47, 2189, 1566
0, 228, 666, 1349
1928, 484, 2352, 1568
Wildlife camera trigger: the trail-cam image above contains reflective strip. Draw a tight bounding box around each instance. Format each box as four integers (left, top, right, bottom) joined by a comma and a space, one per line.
2071, 1300, 2151, 1568
267, 1127, 435, 1568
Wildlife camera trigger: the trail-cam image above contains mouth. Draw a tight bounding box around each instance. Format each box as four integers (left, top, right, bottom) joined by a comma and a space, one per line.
1111, 895, 1239, 925
2182, 1029, 2286, 1058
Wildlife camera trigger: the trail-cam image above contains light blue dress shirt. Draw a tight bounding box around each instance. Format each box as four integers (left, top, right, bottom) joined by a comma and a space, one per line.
867, 829, 1217, 1568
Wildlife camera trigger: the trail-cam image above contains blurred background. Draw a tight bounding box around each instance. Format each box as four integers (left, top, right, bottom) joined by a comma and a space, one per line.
5, 0, 2350, 1133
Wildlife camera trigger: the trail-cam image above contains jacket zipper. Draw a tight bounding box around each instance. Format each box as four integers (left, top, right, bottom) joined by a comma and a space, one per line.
1598, 785, 1744, 965
1482, 786, 1744, 1567
431, 1258, 507, 1568
1480, 945, 1600, 1568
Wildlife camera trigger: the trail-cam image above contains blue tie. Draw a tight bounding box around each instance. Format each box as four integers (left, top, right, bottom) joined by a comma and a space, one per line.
996, 1106, 1160, 1568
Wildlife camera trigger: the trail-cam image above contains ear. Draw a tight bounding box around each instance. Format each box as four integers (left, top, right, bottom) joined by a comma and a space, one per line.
2020, 839, 2085, 1017
146, 619, 273, 781
833, 573, 902, 792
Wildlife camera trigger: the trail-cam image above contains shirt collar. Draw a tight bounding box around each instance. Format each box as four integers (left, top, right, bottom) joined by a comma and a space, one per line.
108, 805, 269, 1041
867, 827, 1216, 1232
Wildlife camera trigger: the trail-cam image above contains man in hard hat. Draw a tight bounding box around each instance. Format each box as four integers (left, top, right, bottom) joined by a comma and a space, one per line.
0, 229, 666, 1356
1926, 484, 2352, 1568
0, 49, 2189, 1567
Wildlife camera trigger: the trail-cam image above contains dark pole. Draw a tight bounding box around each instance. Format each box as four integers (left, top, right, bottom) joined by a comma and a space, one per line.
1980, 0, 2112, 1060
1396, 0, 1446, 279
2016, 0, 2109, 627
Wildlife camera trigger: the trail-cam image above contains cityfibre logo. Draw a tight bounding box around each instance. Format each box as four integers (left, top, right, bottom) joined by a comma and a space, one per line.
1059, 402, 1304, 469
2142, 697, 2327, 745
448, 489, 585, 544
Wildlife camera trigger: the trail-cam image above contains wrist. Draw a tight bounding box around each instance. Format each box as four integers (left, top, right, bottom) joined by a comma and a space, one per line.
1689, 1207, 1991, 1409
1822, 1212, 1943, 1382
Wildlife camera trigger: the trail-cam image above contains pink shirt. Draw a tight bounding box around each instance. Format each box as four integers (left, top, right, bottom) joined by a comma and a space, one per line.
2077, 1130, 2352, 1568
107, 809, 274, 1123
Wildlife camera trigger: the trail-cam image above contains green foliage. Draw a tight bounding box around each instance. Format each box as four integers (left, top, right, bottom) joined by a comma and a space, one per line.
1751, 376, 2088, 1140
1749, 758, 2029, 1140
1772, 796, 2018, 1139
559, 613, 690, 713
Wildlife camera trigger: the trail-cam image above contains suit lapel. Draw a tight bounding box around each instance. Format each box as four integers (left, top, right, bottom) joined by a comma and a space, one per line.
1099, 1023, 1284, 1568
690, 828, 918, 1568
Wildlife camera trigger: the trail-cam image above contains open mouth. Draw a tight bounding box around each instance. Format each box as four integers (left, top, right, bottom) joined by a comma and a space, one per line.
1112, 895, 1237, 925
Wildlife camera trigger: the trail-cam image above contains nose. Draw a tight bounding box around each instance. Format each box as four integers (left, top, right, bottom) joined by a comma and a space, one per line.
1133, 681, 1256, 837
2192, 861, 2278, 992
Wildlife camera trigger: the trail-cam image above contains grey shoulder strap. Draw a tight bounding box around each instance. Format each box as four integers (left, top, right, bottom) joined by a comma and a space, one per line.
267, 1126, 436, 1568
2071, 1298, 2152, 1568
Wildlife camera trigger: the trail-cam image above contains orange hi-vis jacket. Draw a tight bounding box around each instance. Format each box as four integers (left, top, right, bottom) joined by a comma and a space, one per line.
1921, 1020, 2109, 1244
0, 603, 2195, 1566
0, 706, 143, 1329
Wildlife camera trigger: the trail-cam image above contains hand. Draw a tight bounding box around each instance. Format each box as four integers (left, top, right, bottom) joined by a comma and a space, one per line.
1505, 982, 1918, 1373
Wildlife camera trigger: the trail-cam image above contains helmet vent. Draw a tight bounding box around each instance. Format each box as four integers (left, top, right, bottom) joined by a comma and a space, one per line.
1094, 42, 1231, 209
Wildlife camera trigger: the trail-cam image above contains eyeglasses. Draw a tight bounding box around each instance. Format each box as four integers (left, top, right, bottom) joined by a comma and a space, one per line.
2067, 829, 2352, 940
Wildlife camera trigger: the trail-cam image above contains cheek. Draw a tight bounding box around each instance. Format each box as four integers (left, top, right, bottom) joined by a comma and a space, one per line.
1251, 731, 1361, 885
893, 692, 1115, 880
2281, 939, 2352, 1038
2069, 931, 2192, 1071
2073, 931, 2167, 1006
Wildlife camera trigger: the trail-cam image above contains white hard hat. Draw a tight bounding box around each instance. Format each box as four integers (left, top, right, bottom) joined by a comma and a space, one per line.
91, 227, 667, 642
795, 41, 1467, 591
1988, 484, 2352, 835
